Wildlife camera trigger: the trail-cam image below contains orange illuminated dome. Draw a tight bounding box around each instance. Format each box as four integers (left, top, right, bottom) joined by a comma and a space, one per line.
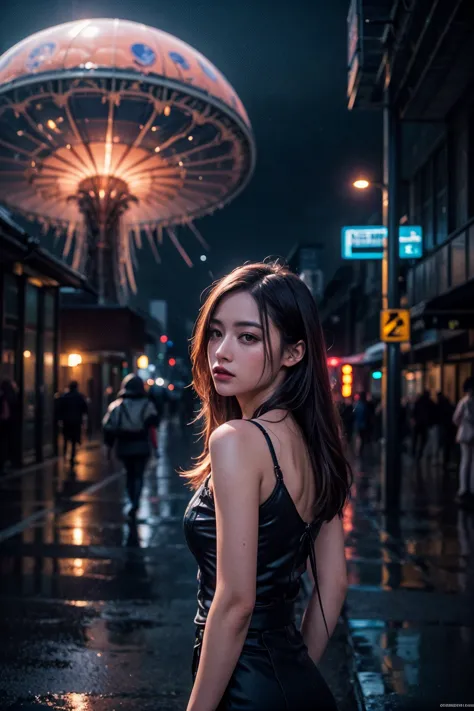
0, 19, 255, 301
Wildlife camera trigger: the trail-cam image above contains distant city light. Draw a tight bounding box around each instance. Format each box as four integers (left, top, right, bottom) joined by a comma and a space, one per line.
327, 357, 340, 367
137, 354, 149, 369
372, 371, 383, 380
168, 384, 175, 391
160, 335, 168, 343
147, 378, 154, 386
67, 353, 82, 367
23, 350, 32, 359
200, 255, 207, 262
169, 358, 176, 367
164, 106, 171, 116
167, 340, 174, 347
156, 378, 165, 386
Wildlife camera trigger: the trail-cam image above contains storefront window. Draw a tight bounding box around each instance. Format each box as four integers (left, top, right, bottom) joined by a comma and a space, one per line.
469, 224, 474, 282
436, 246, 449, 294
4, 273, 19, 321
23, 330, 37, 454
2, 274, 20, 383
43, 292, 56, 457
23, 283, 39, 457
425, 257, 436, 300
434, 145, 448, 245
2, 327, 17, 381
450, 232, 466, 287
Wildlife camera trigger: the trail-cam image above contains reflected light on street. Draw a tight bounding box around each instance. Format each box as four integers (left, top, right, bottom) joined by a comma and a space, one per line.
66, 693, 91, 711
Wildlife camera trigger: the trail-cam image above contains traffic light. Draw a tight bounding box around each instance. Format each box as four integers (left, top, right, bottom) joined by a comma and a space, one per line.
341, 364, 353, 398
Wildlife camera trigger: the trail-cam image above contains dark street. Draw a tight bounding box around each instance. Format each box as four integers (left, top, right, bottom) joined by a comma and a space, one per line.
0, 423, 356, 711
0, 424, 198, 710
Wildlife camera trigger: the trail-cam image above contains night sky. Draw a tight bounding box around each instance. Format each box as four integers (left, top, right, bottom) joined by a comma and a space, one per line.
0, 0, 382, 350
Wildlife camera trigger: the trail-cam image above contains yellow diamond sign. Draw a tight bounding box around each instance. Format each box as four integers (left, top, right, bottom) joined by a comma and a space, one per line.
380, 309, 411, 343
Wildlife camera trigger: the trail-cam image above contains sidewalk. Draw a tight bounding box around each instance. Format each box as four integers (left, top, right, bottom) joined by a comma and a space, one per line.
344, 448, 474, 710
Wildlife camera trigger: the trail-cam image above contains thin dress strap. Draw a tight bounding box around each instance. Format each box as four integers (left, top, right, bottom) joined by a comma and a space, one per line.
246, 419, 283, 481
247, 420, 330, 639
302, 523, 330, 639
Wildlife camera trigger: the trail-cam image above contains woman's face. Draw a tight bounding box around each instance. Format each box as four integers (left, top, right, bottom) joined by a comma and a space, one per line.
207, 291, 282, 400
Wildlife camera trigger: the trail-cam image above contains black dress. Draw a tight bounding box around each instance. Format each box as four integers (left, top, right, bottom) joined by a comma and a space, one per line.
183, 419, 338, 711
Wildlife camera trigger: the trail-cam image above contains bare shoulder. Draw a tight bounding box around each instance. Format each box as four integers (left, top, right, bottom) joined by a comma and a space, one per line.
209, 420, 266, 483
209, 419, 260, 456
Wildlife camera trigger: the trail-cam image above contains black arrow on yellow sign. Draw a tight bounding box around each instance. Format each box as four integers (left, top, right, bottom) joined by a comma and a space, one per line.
380, 309, 410, 342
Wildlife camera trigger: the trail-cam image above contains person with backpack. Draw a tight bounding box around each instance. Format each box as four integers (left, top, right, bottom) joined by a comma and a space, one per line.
102, 374, 159, 519
453, 376, 474, 506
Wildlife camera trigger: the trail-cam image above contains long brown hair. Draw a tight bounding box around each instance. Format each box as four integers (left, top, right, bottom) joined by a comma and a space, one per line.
183, 261, 352, 522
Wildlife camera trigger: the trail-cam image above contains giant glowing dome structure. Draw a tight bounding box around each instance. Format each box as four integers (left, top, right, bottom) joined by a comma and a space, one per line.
0, 19, 255, 301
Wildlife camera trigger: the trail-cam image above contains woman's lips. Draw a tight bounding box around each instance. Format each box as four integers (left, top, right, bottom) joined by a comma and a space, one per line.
213, 369, 235, 381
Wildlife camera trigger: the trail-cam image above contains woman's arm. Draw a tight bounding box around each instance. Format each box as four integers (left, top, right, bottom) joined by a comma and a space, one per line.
186, 421, 261, 711
300, 513, 348, 664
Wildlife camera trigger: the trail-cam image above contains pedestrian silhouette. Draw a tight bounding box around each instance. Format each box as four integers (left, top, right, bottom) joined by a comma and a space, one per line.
55, 381, 88, 467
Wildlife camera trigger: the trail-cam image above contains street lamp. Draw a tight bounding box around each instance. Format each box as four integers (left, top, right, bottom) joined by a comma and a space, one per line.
353, 178, 370, 190
351, 149, 401, 514
352, 178, 386, 192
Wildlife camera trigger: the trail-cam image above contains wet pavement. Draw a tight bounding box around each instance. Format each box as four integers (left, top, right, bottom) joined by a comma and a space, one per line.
345, 448, 474, 710
0, 421, 357, 711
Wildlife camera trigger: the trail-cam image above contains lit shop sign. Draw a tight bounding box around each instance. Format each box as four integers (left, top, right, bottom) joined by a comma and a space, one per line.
341, 225, 423, 260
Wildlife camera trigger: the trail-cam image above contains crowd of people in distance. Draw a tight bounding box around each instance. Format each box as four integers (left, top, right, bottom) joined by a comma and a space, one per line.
0, 373, 197, 518
1, 371, 473, 511
337, 377, 474, 507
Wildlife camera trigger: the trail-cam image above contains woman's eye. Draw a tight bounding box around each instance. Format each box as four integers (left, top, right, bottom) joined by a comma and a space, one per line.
209, 328, 221, 339
240, 333, 258, 344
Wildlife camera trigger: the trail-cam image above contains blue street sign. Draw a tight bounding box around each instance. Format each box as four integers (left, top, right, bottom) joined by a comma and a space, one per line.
341, 225, 423, 260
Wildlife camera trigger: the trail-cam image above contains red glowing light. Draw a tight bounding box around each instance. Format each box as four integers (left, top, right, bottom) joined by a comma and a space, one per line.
168, 358, 176, 367
160, 335, 168, 343
168, 384, 175, 391
327, 357, 340, 367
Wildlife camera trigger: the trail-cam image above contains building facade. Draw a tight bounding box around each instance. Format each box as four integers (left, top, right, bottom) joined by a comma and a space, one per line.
0, 209, 88, 465
346, 0, 474, 405
59, 295, 163, 432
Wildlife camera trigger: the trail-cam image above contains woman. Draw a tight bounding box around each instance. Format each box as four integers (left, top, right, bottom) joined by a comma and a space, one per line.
102, 374, 158, 518
183, 262, 351, 711
453, 376, 474, 506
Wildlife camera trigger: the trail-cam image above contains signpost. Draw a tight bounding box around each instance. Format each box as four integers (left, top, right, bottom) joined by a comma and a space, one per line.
341, 225, 423, 260
380, 309, 411, 343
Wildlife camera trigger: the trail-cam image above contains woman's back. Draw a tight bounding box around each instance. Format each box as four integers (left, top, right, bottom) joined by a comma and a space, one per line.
251, 413, 317, 524
184, 415, 325, 624
184, 416, 336, 710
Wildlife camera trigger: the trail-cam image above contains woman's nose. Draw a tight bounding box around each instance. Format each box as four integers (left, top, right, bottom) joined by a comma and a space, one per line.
215, 337, 232, 360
